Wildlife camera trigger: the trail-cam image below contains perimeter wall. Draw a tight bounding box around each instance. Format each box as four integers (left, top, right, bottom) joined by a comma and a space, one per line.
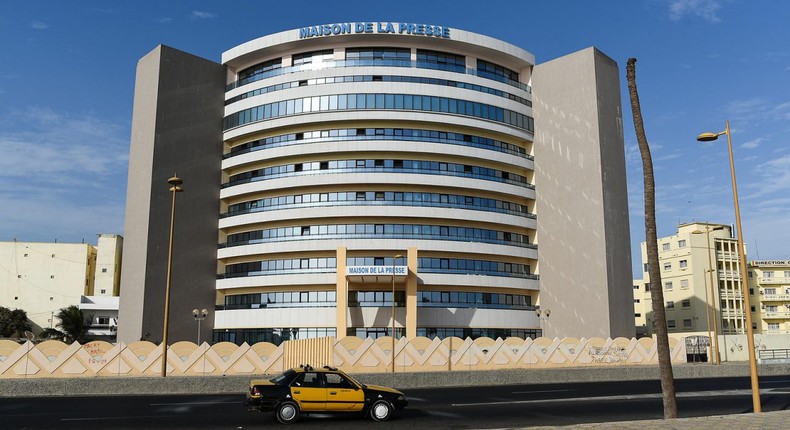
0, 336, 687, 378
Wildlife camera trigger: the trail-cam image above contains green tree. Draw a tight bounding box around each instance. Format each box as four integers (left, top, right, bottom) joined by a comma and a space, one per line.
0, 306, 32, 338
39, 327, 65, 341
626, 58, 677, 418
55, 305, 93, 344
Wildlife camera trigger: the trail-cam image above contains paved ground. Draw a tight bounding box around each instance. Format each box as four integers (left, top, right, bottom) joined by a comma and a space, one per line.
527, 409, 790, 429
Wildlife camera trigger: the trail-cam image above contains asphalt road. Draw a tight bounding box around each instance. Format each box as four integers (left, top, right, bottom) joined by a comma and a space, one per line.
3, 376, 790, 429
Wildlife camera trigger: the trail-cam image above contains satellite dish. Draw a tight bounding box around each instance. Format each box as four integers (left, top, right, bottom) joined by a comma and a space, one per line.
24, 331, 35, 340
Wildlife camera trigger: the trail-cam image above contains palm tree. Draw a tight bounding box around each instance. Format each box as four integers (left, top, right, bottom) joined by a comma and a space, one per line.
0, 306, 32, 338
626, 58, 677, 419
55, 305, 93, 344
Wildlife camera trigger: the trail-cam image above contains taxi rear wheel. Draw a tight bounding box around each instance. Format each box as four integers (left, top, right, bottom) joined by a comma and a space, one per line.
276, 400, 300, 424
369, 400, 392, 422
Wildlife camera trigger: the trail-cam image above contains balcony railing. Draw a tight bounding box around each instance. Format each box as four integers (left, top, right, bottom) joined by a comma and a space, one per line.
761, 293, 790, 301
759, 277, 790, 285
762, 311, 790, 319
721, 309, 745, 318
717, 270, 741, 280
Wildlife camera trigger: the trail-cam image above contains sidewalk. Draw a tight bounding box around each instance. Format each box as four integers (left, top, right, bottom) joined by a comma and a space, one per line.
527, 409, 790, 429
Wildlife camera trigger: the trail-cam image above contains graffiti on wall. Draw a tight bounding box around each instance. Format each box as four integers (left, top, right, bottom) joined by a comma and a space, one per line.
0, 336, 687, 378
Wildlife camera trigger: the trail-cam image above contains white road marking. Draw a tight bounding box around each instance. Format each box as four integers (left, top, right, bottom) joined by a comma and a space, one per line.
758, 379, 790, 384
149, 401, 240, 406
452, 388, 777, 407
62, 415, 166, 421
512, 389, 571, 394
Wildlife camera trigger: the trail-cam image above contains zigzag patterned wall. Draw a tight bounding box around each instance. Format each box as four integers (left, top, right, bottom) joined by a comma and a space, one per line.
0, 336, 687, 378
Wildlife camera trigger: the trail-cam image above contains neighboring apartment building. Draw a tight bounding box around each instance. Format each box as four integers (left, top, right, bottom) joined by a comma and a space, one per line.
0, 234, 122, 340
118, 22, 634, 346
749, 260, 790, 334
634, 222, 752, 337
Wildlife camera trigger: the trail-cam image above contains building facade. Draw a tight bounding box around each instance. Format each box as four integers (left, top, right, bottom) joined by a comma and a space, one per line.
633, 222, 754, 337
0, 234, 122, 337
119, 22, 633, 346
750, 260, 790, 334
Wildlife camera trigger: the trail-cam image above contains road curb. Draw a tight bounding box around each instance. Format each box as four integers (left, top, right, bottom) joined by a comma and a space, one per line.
1, 363, 788, 397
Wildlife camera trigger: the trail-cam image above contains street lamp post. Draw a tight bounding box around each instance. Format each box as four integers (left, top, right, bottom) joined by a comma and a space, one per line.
697, 121, 761, 412
536, 308, 551, 336
192, 308, 208, 344
692, 225, 725, 365
161, 175, 183, 378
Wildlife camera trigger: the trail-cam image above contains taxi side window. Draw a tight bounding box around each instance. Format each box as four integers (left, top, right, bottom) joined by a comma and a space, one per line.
325, 373, 355, 389
293, 372, 325, 388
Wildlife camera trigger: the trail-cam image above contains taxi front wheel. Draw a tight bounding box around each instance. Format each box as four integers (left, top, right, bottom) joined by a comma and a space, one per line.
369, 400, 392, 422
276, 400, 300, 424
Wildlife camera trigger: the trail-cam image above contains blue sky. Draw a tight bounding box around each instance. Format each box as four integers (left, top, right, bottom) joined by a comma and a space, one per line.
0, 1, 788, 278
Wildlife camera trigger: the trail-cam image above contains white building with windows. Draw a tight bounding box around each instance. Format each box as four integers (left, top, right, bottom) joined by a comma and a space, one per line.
0, 234, 122, 338
634, 222, 752, 337
118, 22, 633, 346
750, 260, 790, 334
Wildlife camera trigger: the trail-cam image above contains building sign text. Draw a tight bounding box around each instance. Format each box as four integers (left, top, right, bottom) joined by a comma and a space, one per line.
300, 22, 450, 39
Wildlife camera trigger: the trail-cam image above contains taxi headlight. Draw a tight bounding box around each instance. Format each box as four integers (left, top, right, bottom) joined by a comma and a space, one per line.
397, 395, 406, 401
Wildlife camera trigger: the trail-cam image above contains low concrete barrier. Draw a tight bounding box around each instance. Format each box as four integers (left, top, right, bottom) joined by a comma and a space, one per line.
0, 336, 688, 379
2, 363, 789, 397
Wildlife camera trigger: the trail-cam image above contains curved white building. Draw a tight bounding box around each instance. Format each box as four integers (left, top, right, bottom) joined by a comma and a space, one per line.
119, 22, 634, 346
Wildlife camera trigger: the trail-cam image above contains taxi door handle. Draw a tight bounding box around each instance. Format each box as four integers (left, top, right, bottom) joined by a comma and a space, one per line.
293, 390, 300, 394
329, 391, 337, 395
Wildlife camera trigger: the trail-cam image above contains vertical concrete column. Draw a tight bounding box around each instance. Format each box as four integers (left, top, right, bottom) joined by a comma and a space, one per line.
335, 247, 347, 339
406, 247, 418, 339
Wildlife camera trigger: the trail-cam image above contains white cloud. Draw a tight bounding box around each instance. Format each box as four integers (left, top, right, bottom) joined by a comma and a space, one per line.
0, 107, 128, 180
0, 108, 129, 242
190, 11, 217, 20
656, 152, 683, 162
740, 138, 763, 149
156, 17, 173, 24
772, 101, 790, 120
725, 98, 790, 124
748, 154, 790, 198
30, 21, 49, 30
669, 0, 722, 22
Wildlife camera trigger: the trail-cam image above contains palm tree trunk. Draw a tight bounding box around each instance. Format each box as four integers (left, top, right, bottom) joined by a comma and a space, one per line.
626, 58, 678, 419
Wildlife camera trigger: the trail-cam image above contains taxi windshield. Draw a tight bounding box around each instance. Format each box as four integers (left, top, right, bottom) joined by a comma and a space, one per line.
269, 369, 295, 385
341, 371, 365, 388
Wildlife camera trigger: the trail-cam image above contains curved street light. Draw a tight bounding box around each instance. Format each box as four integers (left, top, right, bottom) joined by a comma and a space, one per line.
161, 175, 183, 378
696, 121, 760, 412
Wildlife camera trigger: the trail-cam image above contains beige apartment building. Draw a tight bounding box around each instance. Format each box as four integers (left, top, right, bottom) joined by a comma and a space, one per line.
634, 222, 751, 337
750, 260, 790, 334
0, 234, 122, 338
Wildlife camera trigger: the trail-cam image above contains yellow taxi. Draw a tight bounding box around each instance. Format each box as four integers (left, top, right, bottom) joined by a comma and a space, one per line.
245, 365, 408, 424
